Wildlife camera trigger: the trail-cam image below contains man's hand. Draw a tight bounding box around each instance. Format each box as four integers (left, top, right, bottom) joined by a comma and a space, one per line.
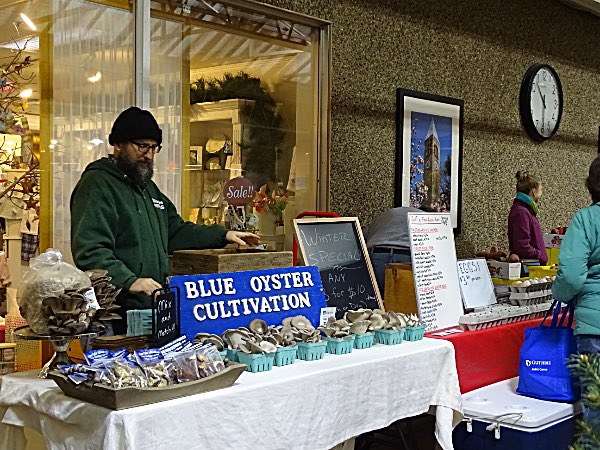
130, 278, 162, 296
226, 231, 261, 246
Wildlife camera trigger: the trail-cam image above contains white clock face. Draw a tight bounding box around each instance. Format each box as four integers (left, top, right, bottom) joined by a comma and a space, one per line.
529, 67, 561, 138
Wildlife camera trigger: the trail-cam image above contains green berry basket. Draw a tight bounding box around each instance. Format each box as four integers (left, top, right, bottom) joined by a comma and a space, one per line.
237, 352, 276, 373
274, 346, 297, 366
353, 332, 375, 349
226, 348, 240, 362
375, 328, 404, 345
404, 325, 426, 341
325, 335, 355, 355
296, 341, 327, 361
219, 349, 228, 361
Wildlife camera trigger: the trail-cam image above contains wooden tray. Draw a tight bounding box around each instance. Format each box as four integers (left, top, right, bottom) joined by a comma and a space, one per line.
48, 362, 246, 410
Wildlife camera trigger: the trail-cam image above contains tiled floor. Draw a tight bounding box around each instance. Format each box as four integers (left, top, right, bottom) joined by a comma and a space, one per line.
355, 414, 438, 450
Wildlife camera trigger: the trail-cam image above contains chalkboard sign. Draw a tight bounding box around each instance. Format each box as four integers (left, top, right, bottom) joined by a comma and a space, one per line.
152, 287, 180, 347
293, 217, 383, 318
457, 258, 496, 309
408, 212, 463, 332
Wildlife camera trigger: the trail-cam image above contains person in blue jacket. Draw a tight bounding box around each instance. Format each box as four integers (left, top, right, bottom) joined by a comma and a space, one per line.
552, 155, 600, 429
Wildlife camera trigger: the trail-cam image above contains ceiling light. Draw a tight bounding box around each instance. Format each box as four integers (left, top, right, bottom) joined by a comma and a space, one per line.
89, 138, 104, 145
20, 13, 36, 31
87, 72, 102, 83
19, 88, 32, 98
50, 139, 57, 145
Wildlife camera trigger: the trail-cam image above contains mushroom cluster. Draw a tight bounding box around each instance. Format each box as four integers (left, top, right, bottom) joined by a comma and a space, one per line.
318, 309, 413, 338
40, 270, 122, 335
42, 288, 96, 335
86, 269, 122, 330
194, 315, 320, 356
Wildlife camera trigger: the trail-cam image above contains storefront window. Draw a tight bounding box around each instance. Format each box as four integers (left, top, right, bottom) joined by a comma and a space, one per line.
50, 0, 134, 262
149, 17, 184, 214
151, 0, 329, 250
0, 0, 329, 289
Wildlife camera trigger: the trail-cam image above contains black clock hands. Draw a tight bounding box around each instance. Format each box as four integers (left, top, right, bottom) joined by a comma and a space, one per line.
536, 81, 546, 109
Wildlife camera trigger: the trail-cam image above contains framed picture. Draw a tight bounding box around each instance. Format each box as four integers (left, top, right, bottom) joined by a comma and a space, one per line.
395, 89, 464, 233
190, 146, 201, 165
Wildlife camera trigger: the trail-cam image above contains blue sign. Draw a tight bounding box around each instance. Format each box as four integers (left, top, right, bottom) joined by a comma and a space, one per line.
168, 266, 327, 339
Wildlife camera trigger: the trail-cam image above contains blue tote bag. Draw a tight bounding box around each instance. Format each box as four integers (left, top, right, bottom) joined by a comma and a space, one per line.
516, 300, 579, 402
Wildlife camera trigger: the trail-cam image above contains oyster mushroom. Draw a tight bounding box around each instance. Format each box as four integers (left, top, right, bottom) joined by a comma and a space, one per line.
259, 341, 277, 353
291, 315, 314, 330
318, 326, 337, 337
368, 313, 385, 330
346, 309, 371, 323
249, 318, 268, 335
349, 320, 370, 335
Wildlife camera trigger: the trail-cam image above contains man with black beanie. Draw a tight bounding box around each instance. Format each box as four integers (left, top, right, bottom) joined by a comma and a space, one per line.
70, 106, 259, 334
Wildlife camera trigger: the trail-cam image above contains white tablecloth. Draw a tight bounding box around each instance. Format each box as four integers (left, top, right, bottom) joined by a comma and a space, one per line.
0, 338, 462, 450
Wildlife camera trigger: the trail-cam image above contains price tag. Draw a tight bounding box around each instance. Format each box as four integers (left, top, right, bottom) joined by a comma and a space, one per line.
320, 307, 337, 326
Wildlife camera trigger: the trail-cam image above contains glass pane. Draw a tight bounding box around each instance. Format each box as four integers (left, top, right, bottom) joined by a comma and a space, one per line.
0, 1, 43, 282
149, 18, 183, 213
152, 0, 322, 251
51, 0, 134, 262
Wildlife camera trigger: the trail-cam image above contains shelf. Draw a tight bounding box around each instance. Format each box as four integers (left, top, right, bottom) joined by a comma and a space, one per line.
185, 167, 231, 172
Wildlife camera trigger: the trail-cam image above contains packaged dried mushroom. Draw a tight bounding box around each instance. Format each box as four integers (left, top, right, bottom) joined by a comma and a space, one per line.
133, 348, 171, 387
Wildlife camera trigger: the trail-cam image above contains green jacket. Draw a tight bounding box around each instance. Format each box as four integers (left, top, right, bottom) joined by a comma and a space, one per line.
552, 203, 600, 335
70, 157, 228, 314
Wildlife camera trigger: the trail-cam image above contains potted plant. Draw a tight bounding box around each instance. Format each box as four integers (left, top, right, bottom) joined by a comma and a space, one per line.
190, 72, 284, 188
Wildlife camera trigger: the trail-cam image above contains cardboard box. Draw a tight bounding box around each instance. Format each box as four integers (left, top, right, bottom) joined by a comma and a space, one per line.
488, 260, 521, 279
383, 263, 418, 315
546, 247, 560, 266
543, 233, 564, 248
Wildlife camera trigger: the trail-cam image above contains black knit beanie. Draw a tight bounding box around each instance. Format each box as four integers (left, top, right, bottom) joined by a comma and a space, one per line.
108, 106, 162, 145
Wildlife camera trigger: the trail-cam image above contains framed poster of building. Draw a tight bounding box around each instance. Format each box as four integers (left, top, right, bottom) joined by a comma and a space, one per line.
394, 89, 464, 233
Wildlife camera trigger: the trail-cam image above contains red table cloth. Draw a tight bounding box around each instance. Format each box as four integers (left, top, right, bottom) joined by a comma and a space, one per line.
429, 318, 543, 393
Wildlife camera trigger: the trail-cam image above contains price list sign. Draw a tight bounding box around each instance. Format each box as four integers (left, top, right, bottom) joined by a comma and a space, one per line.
408, 213, 464, 332
457, 258, 496, 309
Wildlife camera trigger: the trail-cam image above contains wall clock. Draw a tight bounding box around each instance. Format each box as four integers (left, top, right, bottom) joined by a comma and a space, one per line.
519, 64, 563, 142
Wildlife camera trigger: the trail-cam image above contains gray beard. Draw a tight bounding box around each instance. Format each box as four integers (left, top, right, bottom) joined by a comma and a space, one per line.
115, 154, 154, 186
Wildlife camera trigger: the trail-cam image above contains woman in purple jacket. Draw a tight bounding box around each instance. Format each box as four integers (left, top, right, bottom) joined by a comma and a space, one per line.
508, 171, 548, 265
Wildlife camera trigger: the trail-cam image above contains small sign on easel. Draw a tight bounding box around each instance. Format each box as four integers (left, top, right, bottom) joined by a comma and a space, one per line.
152, 287, 180, 348
456, 258, 496, 309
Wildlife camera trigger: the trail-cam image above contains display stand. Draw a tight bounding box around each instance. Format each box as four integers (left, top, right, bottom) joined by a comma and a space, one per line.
13, 325, 99, 378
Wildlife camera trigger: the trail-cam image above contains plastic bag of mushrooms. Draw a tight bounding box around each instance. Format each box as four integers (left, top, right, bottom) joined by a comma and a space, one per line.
17, 249, 121, 335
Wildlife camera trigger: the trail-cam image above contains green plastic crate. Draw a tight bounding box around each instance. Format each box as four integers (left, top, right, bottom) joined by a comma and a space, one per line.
237, 352, 276, 373
325, 335, 355, 355
296, 341, 327, 361
226, 348, 240, 362
404, 325, 426, 342
274, 346, 297, 366
353, 332, 375, 349
375, 328, 404, 345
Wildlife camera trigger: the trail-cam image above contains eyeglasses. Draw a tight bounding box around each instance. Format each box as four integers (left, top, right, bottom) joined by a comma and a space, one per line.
129, 140, 162, 155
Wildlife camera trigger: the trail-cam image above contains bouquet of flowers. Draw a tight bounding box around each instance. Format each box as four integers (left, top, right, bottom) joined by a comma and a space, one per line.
253, 185, 288, 220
